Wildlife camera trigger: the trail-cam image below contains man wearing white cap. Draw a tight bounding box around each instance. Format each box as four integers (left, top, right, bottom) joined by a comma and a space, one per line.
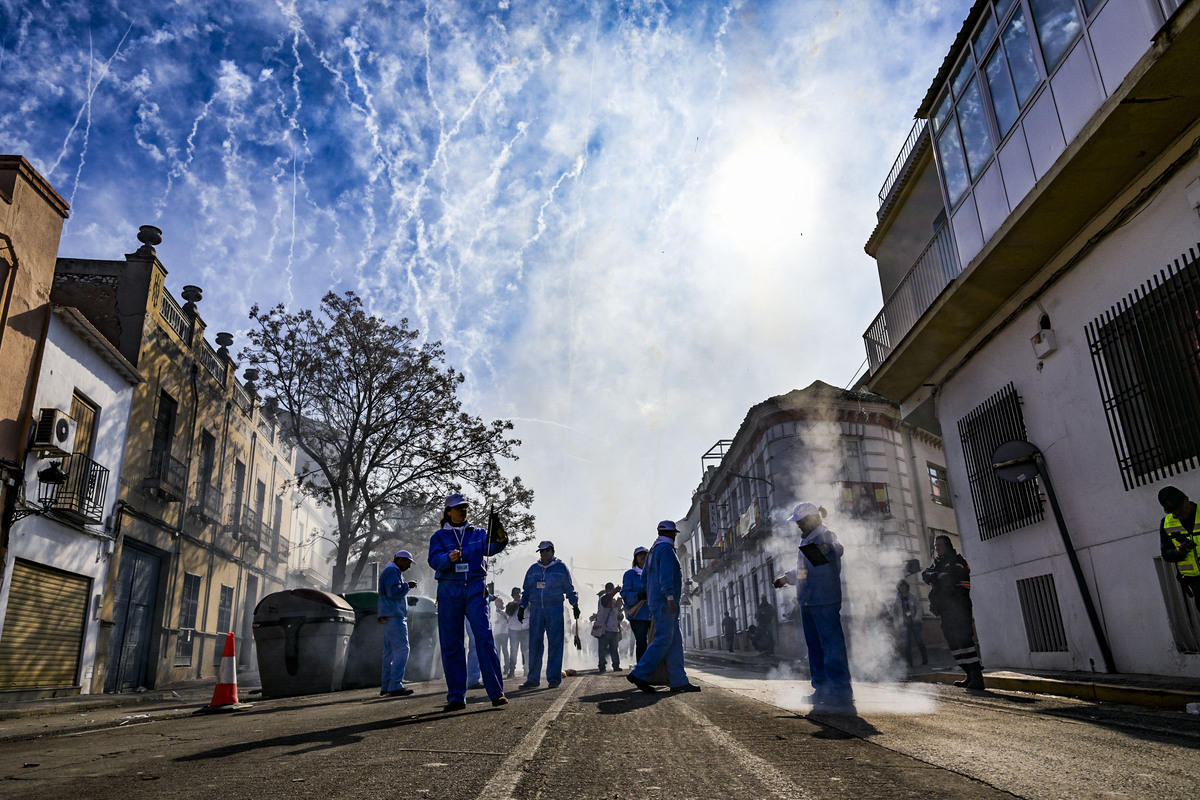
378, 550, 418, 697
428, 493, 509, 710
517, 541, 580, 688
627, 521, 701, 694
621, 546, 651, 661
773, 502, 854, 713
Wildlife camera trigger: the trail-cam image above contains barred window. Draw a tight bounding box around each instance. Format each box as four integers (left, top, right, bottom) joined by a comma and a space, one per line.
1016, 573, 1069, 652
174, 573, 201, 665
1087, 245, 1200, 490
957, 383, 1044, 540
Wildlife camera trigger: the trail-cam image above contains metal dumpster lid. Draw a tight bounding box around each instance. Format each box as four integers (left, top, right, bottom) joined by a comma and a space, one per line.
254, 587, 354, 617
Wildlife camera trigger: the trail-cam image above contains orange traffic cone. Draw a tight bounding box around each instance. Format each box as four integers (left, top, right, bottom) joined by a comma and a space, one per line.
195, 632, 251, 713
210, 632, 239, 706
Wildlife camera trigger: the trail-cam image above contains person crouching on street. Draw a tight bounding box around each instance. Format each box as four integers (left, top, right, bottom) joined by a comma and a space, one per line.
773, 502, 854, 713
427, 493, 509, 711
621, 546, 651, 662
627, 521, 701, 694
518, 541, 580, 689
378, 550, 417, 697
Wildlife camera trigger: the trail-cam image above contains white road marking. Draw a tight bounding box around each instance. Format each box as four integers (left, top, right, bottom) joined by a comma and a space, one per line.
474, 678, 584, 800
673, 699, 814, 800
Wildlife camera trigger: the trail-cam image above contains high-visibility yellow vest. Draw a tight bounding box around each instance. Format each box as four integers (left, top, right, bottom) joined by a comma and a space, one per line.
1163, 506, 1200, 578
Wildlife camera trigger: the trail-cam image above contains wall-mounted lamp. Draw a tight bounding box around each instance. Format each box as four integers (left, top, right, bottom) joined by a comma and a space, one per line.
37, 461, 69, 485
1031, 313, 1057, 359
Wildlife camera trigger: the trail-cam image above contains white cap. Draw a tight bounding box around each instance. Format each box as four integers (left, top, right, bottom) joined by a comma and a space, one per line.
394, 550, 414, 560
787, 502, 820, 522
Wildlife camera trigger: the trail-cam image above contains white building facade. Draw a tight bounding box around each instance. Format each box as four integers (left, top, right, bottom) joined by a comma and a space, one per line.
682, 382, 958, 666
0, 306, 139, 697
864, 0, 1200, 676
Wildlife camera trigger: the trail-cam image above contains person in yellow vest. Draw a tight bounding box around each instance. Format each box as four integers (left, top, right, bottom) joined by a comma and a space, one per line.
1159, 486, 1200, 610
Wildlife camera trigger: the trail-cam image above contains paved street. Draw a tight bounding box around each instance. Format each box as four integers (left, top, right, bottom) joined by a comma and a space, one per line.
1, 659, 1198, 800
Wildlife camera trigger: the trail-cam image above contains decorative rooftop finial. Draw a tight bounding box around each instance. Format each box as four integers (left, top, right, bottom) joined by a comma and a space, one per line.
181, 285, 202, 316
216, 332, 234, 359
136, 225, 163, 255
243, 368, 259, 395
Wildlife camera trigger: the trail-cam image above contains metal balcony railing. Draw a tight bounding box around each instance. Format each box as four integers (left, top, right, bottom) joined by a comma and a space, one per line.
198, 339, 226, 385
229, 505, 264, 548
143, 448, 186, 501
38, 453, 109, 524
863, 224, 961, 373
877, 119, 928, 212
199, 484, 224, 524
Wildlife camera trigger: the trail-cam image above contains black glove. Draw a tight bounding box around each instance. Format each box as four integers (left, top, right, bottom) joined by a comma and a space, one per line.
517, 606, 525, 623
572, 605, 581, 619
637, 591, 646, 602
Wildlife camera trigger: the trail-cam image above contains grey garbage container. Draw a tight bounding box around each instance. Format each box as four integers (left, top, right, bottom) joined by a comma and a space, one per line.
253, 588, 355, 697
341, 591, 382, 690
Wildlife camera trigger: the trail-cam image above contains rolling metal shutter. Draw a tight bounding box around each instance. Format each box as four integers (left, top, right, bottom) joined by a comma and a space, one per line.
0, 560, 89, 690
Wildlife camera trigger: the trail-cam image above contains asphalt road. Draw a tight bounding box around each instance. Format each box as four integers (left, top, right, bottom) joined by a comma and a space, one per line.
1, 661, 1198, 799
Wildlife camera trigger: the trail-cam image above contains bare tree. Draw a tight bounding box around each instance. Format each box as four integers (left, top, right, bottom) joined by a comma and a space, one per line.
243, 291, 534, 591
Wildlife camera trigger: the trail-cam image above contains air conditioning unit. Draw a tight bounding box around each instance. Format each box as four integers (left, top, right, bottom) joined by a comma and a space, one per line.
32, 408, 77, 456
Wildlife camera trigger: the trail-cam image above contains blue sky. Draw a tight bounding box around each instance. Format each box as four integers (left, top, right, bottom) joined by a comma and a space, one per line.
2, 0, 970, 578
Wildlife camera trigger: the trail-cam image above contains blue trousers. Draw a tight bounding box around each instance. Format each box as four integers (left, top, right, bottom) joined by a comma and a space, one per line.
631, 604, 687, 688
381, 615, 410, 692
436, 580, 504, 702
527, 604, 565, 685
801, 603, 852, 704
466, 622, 481, 685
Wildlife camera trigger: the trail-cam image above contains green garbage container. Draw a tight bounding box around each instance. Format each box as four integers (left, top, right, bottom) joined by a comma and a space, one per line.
341, 591, 383, 690
404, 595, 442, 683
252, 588, 355, 697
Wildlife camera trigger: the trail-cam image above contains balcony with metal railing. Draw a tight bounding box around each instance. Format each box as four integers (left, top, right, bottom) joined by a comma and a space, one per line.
37, 453, 109, 524
229, 504, 264, 548
198, 484, 224, 524
877, 119, 928, 216
863, 223, 961, 374
198, 339, 227, 385
143, 448, 187, 501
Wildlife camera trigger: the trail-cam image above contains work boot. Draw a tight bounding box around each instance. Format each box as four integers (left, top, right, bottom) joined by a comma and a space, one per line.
964, 667, 986, 691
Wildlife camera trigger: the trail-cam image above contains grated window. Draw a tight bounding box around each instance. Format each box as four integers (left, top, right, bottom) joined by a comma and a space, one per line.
1016, 574, 1069, 652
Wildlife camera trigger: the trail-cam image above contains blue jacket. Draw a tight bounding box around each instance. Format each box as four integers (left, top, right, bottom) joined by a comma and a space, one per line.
786, 524, 844, 607
377, 560, 411, 618
621, 566, 649, 621
519, 558, 578, 609
644, 538, 681, 609
427, 524, 506, 583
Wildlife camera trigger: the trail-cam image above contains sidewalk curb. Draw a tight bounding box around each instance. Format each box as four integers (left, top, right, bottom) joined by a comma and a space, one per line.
909, 671, 1200, 710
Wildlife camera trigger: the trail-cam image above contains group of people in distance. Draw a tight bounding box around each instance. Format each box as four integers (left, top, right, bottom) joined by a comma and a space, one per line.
378, 494, 703, 712
378, 492, 992, 716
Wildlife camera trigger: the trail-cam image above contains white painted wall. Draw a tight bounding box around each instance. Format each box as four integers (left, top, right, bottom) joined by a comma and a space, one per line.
0, 311, 136, 693
935, 150, 1200, 676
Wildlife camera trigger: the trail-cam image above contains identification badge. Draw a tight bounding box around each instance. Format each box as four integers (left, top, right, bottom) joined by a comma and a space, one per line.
537, 581, 546, 589
456, 563, 469, 573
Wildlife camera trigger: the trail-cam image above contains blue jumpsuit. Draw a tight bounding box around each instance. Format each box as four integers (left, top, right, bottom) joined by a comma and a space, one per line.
621, 566, 651, 661
428, 524, 506, 702
787, 523, 853, 709
377, 561, 412, 693
630, 538, 689, 688
519, 558, 578, 686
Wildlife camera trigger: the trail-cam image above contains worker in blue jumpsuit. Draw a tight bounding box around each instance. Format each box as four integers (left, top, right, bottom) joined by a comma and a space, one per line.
517, 541, 580, 689
774, 502, 854, 714
378, 549, 418, 697
621, 546, 651, 662
626, 521, 701, 694
427, 493, 508, 710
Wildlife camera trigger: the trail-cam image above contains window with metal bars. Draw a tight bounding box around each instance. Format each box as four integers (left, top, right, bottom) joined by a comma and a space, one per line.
957, 383, 1044, 540
174, 573, 201, 665
1086, 244, 1200, 490
1016, 573, 1069, 652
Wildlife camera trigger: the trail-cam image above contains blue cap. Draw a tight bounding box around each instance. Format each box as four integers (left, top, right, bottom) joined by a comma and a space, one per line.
445, 493, 468, 508
633, 546, 648, 556
537, 540, 554, 550
394, 550, 414, 560
657, 520, 678, 533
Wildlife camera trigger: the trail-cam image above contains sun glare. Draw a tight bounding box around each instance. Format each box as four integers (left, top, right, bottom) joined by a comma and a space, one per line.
704, 134, 812, 259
